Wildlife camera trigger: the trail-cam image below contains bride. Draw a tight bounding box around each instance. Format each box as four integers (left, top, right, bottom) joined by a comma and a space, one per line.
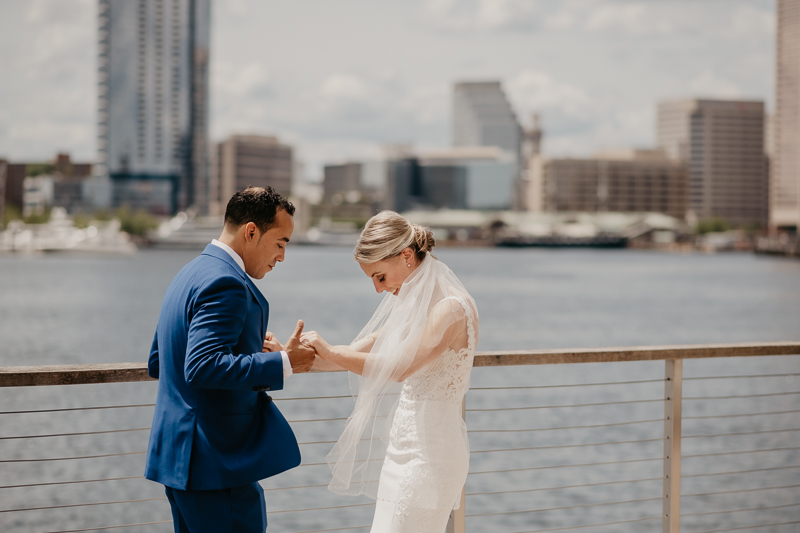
301, 211, 479, 533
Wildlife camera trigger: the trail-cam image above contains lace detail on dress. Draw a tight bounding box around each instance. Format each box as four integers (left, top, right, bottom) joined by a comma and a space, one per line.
401, 296, 477, 403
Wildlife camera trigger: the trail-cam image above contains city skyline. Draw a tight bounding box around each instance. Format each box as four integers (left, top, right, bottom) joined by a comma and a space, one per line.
0, 0, 775, 179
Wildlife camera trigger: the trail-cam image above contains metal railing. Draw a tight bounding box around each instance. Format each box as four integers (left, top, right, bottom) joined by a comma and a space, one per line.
0, 341, 798, 533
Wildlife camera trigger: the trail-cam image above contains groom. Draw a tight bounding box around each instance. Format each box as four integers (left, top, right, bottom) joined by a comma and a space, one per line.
145, 186, 316, 532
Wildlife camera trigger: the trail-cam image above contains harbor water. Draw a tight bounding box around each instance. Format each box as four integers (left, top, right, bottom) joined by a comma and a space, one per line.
1, 247, 799, 532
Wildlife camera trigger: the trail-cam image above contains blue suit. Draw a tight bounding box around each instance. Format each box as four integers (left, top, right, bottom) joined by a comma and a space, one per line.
145, 244, 300, 532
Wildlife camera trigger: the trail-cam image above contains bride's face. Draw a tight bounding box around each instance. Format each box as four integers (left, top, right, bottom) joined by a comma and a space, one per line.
360, 249, 415, 295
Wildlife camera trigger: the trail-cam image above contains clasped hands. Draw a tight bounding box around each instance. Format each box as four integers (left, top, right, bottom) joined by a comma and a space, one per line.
262, 320, 330, 374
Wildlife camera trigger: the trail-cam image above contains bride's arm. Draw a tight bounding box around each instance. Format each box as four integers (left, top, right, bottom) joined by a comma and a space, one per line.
301, 332, 369, 375
350, 331, 379, 353
310, 354, 346, 372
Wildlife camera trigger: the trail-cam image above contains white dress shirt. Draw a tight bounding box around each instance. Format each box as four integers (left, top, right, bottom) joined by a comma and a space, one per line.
210, 239, 293, 379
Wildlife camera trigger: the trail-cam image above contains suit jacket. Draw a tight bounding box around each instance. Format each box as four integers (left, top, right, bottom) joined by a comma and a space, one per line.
145, 244, 300, 490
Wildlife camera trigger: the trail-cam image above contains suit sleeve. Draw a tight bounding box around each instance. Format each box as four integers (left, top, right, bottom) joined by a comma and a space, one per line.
183, 274, 285, 391
148, 331, 159, 379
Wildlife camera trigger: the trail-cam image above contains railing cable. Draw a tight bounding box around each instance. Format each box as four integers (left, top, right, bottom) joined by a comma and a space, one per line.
466, 495, 663, 517
466, 475, 662, 497
34, 521, 173, 533
470, 378, 665, 391
285, 526, 371, 533
682, 501, 800, 517
0, 427, 149, 441
0, 497, 167, 514
469, 456, 663, 476
685, 408, 800, 420
467, 397, 663, 412
471, 437, 664, 455
684, 391, 800, 400
274, 394, 353, 401
506, 515, 663, 533
685, 372, 800, 381
684, 446, 800, 459
468, 417, 663, 434
684, 427, 800, 439
690, 520, 800, 533
269, 502, 374, 515
684, 464, 800, 478
262, 482, 329, 492
0, 404, 155, 415
683, 483, 800, 498
287, 417, 347, 424
0, 451, 145, 463
0, 476, 144, 490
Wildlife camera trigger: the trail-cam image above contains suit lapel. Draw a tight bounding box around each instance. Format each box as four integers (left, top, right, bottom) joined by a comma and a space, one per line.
244, 275, 269, 338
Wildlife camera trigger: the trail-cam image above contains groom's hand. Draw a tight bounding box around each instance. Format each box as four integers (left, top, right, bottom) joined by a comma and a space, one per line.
285, 320, 315, 374
263, 332, 283, 353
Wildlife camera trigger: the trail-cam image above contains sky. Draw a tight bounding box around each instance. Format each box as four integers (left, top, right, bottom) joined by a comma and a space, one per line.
0, 0, 775, 180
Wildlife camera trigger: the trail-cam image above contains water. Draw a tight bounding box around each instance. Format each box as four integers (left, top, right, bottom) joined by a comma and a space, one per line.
1, 247, 799, 532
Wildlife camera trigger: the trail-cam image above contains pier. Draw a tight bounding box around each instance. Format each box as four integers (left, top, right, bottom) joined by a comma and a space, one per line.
1, 342, 799, 533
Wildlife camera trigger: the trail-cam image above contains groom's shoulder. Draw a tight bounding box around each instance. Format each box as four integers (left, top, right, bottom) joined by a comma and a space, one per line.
189, 251, 242, 279
171, 251, 244, 289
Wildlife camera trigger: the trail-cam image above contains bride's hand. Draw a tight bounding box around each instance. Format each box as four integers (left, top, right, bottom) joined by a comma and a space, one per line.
300, 331, 331, 358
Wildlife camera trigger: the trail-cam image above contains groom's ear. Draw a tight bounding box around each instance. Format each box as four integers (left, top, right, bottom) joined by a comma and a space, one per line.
243, 222, 257, 243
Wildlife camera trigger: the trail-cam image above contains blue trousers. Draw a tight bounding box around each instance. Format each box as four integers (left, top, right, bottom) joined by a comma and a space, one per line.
165, 482, 267, 533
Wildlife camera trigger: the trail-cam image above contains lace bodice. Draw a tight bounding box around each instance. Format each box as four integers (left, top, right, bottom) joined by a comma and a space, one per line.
400, 296, 477, 403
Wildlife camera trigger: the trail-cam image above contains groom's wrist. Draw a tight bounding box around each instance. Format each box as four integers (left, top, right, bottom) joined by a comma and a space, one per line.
280, 350, 293, 378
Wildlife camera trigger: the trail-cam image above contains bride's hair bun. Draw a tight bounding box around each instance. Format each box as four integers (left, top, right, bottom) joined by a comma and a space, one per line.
411, 224, 435, 255
354, 211, 436, 263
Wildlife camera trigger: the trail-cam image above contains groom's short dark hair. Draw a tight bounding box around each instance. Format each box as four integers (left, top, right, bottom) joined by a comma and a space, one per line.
224, 186, 295, 233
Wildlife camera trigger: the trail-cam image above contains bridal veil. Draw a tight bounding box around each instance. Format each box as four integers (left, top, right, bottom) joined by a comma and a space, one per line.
326, 254, 478, 498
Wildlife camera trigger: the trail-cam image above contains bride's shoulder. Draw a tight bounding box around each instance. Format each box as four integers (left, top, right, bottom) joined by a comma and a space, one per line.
431, 294, 469, 321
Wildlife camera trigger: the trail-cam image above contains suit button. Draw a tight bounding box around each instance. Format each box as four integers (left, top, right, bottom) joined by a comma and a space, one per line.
265, 395, 273, 403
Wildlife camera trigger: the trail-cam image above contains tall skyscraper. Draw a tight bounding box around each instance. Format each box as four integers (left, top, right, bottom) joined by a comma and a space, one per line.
209, 135, 293, 215
775, 0, 800, 232
98, 0, 210, 215
657, 99, 768, 228
452, 81, 522, 208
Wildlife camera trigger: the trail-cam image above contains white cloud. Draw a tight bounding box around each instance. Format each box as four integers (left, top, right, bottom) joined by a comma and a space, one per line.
422, 0, 774, 39
507, 70, 592, 118
420, 0, 540, 31
689, 72, 743, 99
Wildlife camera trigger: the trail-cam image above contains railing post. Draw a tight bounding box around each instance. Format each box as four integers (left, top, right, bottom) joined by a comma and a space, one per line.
663, 358, 682, 533
446, 397, 467, 533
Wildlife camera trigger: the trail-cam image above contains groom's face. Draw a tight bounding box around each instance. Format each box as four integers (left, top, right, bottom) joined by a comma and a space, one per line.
242, 209, 294, 279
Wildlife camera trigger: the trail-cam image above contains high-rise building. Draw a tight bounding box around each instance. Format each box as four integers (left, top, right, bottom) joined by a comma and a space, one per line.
657, 98, 768, 228
209, 135, 293, 215
453, 81, 521, 154
532, 149, 687, 219
452, 81, 522, 208
98, 0, 210, 215
775, 0, 800, 231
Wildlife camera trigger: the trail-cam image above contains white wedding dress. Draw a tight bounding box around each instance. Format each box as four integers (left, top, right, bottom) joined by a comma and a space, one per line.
371, 297, 477, 532
326, 256, 479, 533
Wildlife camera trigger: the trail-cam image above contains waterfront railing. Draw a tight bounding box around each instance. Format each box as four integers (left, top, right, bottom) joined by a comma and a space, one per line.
1, 342, 798, 533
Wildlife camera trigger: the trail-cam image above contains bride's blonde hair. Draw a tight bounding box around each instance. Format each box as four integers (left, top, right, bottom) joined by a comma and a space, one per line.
354, 211, 435, 263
